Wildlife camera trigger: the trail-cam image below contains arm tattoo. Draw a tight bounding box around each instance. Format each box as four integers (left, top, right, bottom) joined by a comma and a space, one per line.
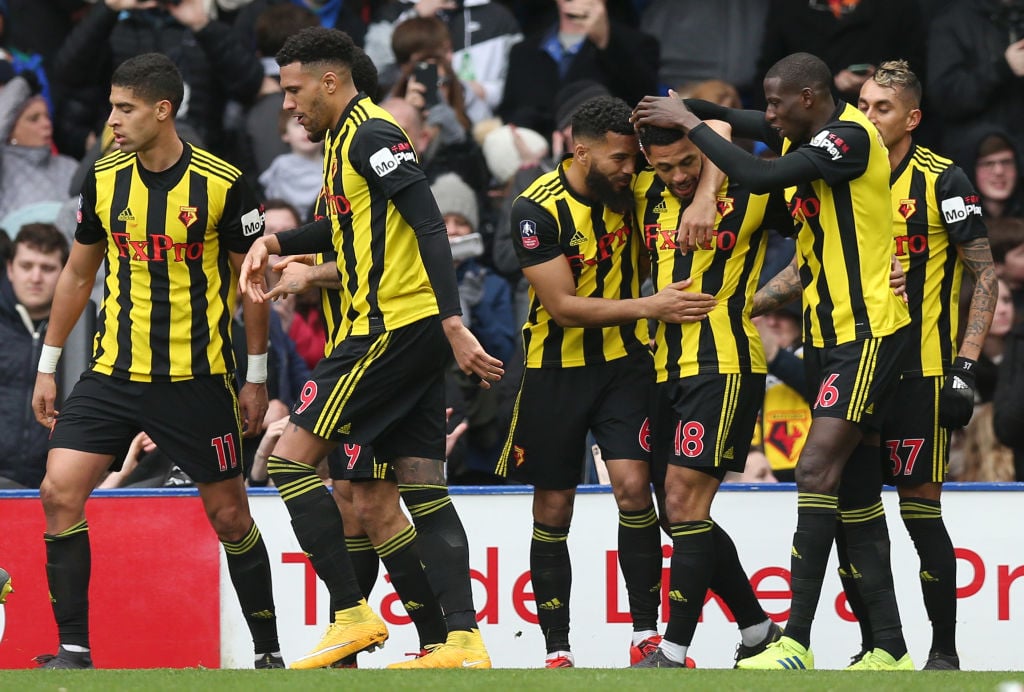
751, 258, 802, 317
958, 237, 997, 360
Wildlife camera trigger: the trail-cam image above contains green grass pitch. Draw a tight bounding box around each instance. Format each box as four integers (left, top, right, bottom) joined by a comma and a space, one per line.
2, 669, 1022, 691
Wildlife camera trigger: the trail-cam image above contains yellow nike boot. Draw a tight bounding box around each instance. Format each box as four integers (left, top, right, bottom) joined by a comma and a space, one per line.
290, 599, 388, 669
387, 629, 491, 669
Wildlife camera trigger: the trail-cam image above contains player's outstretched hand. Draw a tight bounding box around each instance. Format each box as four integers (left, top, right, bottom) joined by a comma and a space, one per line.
632, 92, 697, 132
647, 278, 716, 323
239, 238, 272, 303
442, 316, 504, 389
263, 255, 317, 301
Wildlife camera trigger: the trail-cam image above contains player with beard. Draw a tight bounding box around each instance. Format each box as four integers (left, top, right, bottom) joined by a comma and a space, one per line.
630, 122, 790, 667
634, 52, 912, 670
495, 95, 718, 668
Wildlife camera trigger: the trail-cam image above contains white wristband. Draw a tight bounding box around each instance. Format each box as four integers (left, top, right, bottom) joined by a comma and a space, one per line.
246, 353, 268, 384
38, 344, 63, 374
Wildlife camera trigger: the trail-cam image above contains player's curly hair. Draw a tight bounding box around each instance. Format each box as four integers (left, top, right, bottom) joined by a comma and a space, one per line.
872, 59, 922, 107
638, 124, 686, 150
571, 96, 634, 142
111, 53, 183, 115
276, 26, 357, 72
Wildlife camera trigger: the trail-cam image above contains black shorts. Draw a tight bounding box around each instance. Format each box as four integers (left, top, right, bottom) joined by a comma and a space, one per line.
50, 371, 244, 484
651, 373, 765, 479
803, 328, 907, 432
496, 351, 653, 490
881, 376, 949, 486
291, 316, 448, 462
326, 444, 395, 482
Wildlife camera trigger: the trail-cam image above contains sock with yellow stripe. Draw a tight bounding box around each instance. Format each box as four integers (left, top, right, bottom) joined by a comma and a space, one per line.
343, 535, 379, 608
375, 524, 447, 648
44, 520, 92, 649
835, 519, 873, 652
838, 445, 906, 660
663, 520, 714, 647
785, 491, 839, 648
900, 497, 956, 656
222, 522, 280, 655
399, 484, 476, 632
530, 522, 571, 653
708, 521, 767, 629
617, 505, 662, 634
267, 455, 362, 609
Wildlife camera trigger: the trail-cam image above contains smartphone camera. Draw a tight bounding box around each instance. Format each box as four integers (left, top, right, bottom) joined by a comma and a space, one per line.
413, 61, 441, 109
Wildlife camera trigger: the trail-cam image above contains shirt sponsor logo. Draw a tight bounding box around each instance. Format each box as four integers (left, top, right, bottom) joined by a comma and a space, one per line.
520, 219, 539, 249
941, 195, 982, 224
112, 232, 203, 262
241, 206, 264, 236
808, 129, 849, 161
369, 146, 415, 177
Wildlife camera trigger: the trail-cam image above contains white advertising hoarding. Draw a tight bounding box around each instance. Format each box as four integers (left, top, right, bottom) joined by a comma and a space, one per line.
221, 485, 1024, 670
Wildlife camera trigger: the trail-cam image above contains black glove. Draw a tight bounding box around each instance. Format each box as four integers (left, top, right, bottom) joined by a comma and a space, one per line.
938, 356, 977, 429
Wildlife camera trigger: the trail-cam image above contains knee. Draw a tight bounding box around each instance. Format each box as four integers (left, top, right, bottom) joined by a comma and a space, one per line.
353, 491, 401, 534
611, 472, 653, 512
207, 502, 250, 541
533, 490, 574, 527
39, 476, 84, 518
662, 478, 712, 523
794, 456, 840, 494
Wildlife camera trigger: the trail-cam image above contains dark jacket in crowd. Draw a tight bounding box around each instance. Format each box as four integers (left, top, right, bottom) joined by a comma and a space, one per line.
52, 4, 263, 157
928, 0, 1024, 160
498, 19, 659, 140
0, 274, 51, 488
993, 320, 1024, 481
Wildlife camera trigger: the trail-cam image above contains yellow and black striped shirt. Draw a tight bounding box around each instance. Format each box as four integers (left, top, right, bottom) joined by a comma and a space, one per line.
511, 158, 647, 368
635, 172, 779, 380
76, 143, 264, 381
890, 143, 986, 377
321, 95, 438, 336
782, 102, 910, 347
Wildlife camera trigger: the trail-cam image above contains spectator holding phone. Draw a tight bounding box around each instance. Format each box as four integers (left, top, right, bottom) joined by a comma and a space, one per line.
387, 16, 490, 194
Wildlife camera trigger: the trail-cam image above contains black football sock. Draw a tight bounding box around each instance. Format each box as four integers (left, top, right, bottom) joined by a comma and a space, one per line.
708, 521, 766, 629
221, 522, 280, 655
839, 445, 906, 660
399, 484, 477, 632
267, 455, 362, 608
342, 535, 379, 608
530, 522, 572, 653
835, 519, 873, 652
375, 524, 448, 648
840, 502, 907, 659
784, 492, 838, 648
617, 505, 662, 634
44, 520, 92, 649
900, 497, 957, 656
663, 520, 714, 647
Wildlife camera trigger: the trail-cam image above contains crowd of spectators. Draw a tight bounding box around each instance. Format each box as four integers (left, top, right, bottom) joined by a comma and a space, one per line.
1, 0, 1023, 488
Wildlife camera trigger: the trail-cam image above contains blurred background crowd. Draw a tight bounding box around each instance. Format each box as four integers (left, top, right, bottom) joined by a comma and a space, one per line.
2, 0, 1023, 490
